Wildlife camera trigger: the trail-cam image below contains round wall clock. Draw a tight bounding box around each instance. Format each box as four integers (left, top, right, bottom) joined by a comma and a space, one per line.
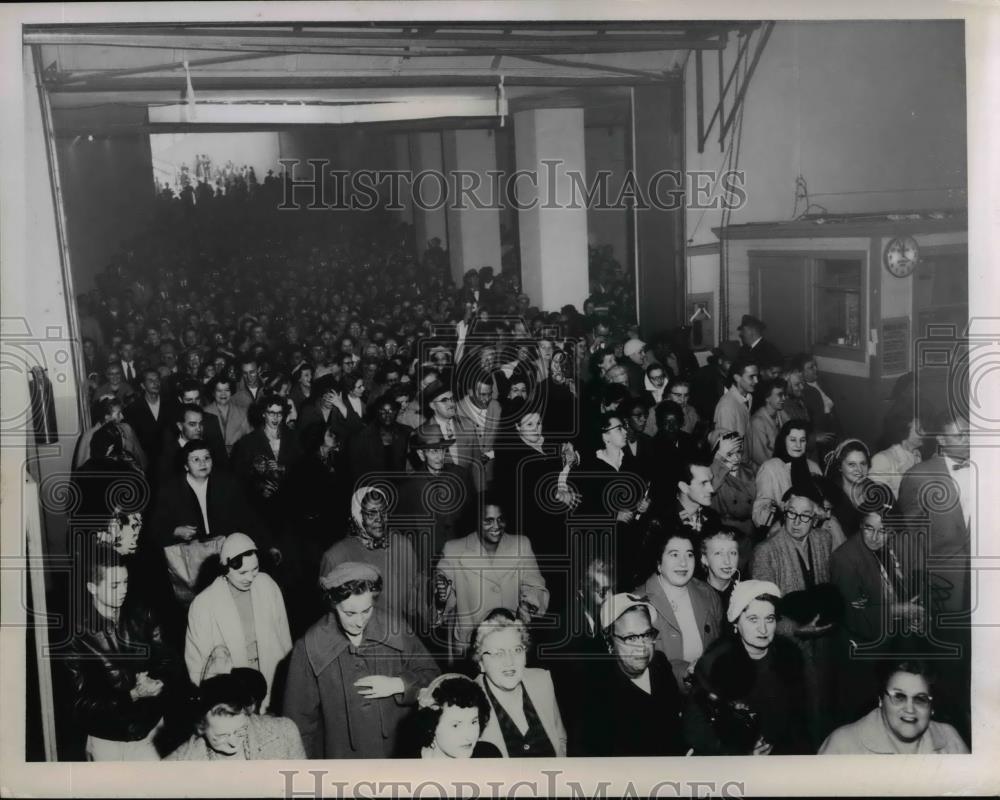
884, 235, 920, 278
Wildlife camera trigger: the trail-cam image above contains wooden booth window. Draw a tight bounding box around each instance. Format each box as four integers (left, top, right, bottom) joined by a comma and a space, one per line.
813, 257, 864, 354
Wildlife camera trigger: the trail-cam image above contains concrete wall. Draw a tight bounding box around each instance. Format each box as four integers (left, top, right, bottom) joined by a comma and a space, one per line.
53, 124, 155, 294
683, 20, 967, 347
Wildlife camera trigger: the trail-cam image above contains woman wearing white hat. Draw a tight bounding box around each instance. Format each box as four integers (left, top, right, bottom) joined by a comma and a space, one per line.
683, 580, 812, 755
184, 533, 292, 713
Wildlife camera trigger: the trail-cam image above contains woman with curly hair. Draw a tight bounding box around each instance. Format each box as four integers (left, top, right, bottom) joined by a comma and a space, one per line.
400, 673, 502, 758
471, 610, 567, 757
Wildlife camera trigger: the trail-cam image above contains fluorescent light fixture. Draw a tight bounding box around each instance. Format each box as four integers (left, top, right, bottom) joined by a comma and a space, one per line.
149, 96, 507, 125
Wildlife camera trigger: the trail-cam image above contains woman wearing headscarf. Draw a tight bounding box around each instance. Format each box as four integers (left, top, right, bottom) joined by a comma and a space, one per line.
318, 485, 426, 629
184, 533, 292, 712
283, 562, 438, 759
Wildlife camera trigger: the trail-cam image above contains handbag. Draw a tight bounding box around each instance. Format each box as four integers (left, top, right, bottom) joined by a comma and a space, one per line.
163, 535, 226, 603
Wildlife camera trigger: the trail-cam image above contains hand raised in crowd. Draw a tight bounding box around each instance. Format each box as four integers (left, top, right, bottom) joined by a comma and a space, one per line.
751, 737, 773, 756
354, 675, 404, 700
715, 433, 743, 467
560, 442, 579, 469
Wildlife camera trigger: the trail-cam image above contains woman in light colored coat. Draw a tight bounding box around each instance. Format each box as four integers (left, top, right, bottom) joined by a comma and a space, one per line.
185, 534, 292, 712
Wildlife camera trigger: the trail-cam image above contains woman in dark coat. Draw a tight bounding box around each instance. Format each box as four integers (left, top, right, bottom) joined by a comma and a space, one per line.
283, 562, 439, 759
684, 580, 812, 755
230, 393, 303, 536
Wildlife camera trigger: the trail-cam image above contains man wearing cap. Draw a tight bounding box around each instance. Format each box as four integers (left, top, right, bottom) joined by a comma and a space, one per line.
713, 357, 759, 464
577, 593, 684, 756
738, 314, 783, 372
394, 421, 476, 563
690, 340, 740, 424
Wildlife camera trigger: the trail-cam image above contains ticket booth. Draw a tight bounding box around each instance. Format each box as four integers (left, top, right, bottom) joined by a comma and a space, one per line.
711, 211, 968, 446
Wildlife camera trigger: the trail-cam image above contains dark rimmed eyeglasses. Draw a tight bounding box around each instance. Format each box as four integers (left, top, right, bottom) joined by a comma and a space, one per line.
785, 510, 815, 524
613, 628, 659, 646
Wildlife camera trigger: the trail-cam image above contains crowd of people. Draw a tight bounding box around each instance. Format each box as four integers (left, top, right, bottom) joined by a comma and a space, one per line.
58, 181, 971, 762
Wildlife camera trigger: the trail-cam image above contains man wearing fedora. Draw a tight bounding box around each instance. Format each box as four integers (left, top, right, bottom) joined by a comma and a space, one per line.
395, 421, 476, 564
737, 314, 783, 373
420, 378, 486, 490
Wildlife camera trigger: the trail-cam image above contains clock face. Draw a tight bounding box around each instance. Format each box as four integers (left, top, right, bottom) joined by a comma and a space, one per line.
884, 236, 919, 277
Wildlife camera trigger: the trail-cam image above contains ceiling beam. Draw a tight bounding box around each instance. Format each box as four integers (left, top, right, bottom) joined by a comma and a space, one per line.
45, 73, 681, 95
509, 54, 667, 80
25, 30, 727, 55
50, 52, 281, 86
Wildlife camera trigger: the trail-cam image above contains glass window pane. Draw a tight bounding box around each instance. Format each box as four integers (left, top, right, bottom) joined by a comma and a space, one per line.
815, 259, 863, 349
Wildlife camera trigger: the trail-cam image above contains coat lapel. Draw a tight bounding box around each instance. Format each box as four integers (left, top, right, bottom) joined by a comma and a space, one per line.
208, 577, 248, 670
643, 575, 681, 633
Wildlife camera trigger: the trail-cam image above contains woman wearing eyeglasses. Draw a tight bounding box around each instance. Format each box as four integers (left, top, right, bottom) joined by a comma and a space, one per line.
472, 610, 567, 757
830, 509, 925, 723
819, 659, 968, 753
184, 533, 292, 712
577, 593, 685, 756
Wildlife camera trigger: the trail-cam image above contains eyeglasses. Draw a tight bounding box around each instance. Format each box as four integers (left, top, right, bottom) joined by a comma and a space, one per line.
785, 511, 815, 524
603, 424, 625, 433
613, 629, 659, 646
482, 645, 526, 660
884, 690, 932, 711
861, 524, 886, 536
